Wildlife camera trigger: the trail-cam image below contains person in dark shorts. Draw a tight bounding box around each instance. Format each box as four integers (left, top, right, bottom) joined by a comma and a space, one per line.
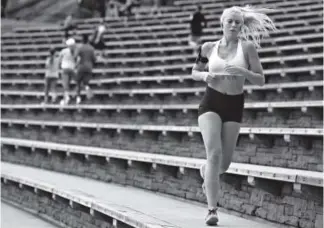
191, 5, 276, 226
189, 5, 207, 52
90, 21, 107, 50
1, 0, 8, 18
62, 14, 76, 40
75, 34, 96, 104
42, 48, 59, 104
118, 0, 140, 18
150, 0, 162, 16
98, 0, 107, 18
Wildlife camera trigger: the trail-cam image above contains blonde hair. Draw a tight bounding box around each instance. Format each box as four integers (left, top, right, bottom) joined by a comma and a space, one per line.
220, 5, 277, 48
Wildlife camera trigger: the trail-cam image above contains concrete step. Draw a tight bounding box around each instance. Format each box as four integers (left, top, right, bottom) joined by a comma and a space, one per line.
1, 162, 279, 228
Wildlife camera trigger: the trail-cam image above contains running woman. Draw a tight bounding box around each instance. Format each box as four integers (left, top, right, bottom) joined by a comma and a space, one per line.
191, 5, 276, 225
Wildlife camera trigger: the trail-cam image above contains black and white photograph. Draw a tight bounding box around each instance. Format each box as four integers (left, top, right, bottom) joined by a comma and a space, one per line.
0, 0, 323, 227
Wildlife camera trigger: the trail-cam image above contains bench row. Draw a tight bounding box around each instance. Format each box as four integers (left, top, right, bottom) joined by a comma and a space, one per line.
2, 29, 323, 52
2, 19, 322, 47
1, 52, 322, 71
2, 40, 322, 63
1, 100, 321, 113
1, 79, 322, 103
2, 27, 323, 53
1, 137, 322, 189
1, 118, 322, 139
1, 79, 322, 94
1, 172, 172, 228
2, 119, 322, 171
1, 64, 322, 80
1, 100, 322, 129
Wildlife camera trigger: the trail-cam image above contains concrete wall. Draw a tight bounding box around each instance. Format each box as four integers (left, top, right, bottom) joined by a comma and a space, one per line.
1, 123, 322, 172
1, 182, 121, 228
2, 146, 322, 228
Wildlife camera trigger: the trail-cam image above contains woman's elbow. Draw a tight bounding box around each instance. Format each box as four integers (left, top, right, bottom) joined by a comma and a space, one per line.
257, 75, 265, 86
191, 70, 199, 81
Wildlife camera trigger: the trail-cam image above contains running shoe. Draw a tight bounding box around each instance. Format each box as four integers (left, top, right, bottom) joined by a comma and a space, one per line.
76, 96, 82, 104
205, 208, 219, 226
85, 86, 93, 99
60, 96, 70, 105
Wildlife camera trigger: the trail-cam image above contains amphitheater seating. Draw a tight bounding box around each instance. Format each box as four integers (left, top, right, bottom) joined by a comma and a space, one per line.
1, 0, 323, 226
1, 78, 322, 90
1, 52, 322, 69
1, 64, 322, 79
1, 137, 322, 189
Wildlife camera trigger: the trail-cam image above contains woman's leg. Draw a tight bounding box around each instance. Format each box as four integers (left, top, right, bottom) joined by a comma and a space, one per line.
64, 28, 69, 40
60, 69, 71, 105
198, 112, 223, 209
44, 77, 50, 103
220, 122, 241, 174
50, 78, 58, 103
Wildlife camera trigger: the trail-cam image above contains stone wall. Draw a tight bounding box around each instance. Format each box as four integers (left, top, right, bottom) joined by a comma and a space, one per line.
1, 181, 126, 228
1, 125, 322, 172
2, 146, 322, 228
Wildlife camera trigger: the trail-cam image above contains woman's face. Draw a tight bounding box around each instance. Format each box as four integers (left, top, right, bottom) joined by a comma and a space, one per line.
222, 12, 243, 38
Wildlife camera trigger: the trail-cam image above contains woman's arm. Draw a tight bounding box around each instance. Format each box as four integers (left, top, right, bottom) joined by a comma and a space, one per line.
244, 41, 265, 86
45, 57, 50, 69
191, 43, 210, 82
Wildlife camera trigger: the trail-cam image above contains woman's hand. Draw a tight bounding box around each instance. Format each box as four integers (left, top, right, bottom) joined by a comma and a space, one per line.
224, 64, 248, 77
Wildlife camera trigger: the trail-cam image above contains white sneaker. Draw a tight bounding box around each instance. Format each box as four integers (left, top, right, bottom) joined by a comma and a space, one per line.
85, 86, 93, 99
60, 96, 70, 106
51, 95, 57, 103
205, 208, 219, 226
76, 96, 81, 104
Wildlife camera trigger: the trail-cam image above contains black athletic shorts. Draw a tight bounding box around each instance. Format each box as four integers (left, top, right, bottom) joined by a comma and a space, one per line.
76, 67, 92, 85
198, 86, 244, 123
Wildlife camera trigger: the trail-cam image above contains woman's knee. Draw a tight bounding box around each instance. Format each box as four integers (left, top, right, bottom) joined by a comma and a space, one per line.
221, 160, 231, 173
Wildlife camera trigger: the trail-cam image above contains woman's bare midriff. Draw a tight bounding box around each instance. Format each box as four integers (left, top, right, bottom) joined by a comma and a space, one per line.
207, 75, 245, 95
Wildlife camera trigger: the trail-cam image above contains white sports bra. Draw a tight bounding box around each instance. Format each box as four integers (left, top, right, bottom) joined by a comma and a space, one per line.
208, 39, 249, 74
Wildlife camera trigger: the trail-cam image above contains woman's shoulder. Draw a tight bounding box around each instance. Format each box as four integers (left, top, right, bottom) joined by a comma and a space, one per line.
240, 40, 258, 61
201, 41, 217, 51
201, 41, 217, 57
240, 40, 257, 51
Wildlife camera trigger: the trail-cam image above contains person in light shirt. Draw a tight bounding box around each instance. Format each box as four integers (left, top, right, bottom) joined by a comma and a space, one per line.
58, 38, 77, 105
